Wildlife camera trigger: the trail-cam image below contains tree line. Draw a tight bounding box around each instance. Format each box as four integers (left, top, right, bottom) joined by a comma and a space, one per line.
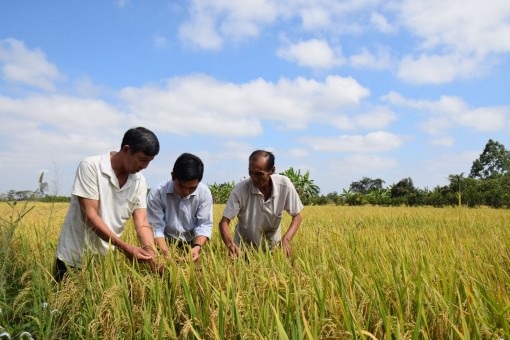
2, 139, 510, 208
210, 139, 510, 208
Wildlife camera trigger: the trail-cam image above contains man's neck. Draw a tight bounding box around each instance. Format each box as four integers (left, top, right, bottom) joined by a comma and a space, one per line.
110, 151, 129, 187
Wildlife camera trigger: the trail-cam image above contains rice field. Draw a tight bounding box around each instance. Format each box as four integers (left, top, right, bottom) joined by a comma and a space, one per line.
1, 201, 509, 339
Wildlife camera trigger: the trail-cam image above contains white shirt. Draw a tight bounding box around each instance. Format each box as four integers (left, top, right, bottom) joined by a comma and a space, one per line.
56, 152, 148, 268
147, 179, 213, 242
222, 174, 303, 250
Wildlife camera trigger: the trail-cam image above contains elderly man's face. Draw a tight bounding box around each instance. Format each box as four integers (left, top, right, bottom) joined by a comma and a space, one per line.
248, 158, 273, 190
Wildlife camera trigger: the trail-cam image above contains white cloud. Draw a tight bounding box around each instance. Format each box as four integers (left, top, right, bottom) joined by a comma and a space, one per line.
418, 117, 451, 136
332, 107, 396, 130
395, 0, 510, 83
179, 0, 277, 49
0, 95, 124, 133
384, 92, 510, 133
0, 39, 61, 91
153, 35, 168, 49
179, 12, 224, 50
370, 12, 395, 33
398, 53, 485, 84
119, 74, 370, 135
303, 131, 405, 152
288, 148, 310, 158
350, 47, 392, 69
178, 0, 382, 49
277, 39, 345, 68
399, 0, 510, 55
430, 136, 455, 147
300, 7, 331, 30
454, 107, 510, 132
73, 77, 109, 98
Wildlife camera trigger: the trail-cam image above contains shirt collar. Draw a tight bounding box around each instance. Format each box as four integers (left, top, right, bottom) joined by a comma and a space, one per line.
101, 151, 134, 190
250, 175, 279, 197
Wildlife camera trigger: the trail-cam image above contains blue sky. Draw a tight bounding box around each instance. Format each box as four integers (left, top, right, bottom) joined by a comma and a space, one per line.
1, 0, 509, 195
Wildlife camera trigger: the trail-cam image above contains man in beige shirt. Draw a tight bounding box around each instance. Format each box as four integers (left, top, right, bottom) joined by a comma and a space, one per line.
219, 150, 303, 257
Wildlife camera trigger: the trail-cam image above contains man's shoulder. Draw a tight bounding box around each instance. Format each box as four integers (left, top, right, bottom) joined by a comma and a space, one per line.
80, 154, 103, 165
233, 178, 252, 192
272, 174, 293, 186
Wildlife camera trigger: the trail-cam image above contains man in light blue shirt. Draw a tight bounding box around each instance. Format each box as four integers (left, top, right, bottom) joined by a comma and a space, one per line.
147, 153, 213, 262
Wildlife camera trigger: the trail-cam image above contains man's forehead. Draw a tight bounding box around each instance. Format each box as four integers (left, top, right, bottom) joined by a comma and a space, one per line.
176, 179, 199, 187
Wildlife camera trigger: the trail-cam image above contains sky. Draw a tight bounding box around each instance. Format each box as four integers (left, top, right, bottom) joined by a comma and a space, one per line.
1, 0, 509, 196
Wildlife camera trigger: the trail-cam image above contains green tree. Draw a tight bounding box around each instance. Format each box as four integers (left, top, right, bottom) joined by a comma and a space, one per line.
469, 139, 510, 179
390, 177, 418, 206
208, 181, 235, 204
349, 177, 385, 195
280, 167, 320, 205
448, 173, 464, 207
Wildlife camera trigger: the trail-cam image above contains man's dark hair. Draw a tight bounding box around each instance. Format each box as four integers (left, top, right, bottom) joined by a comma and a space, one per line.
121, 127, 160, 156
172, 153, 204, 182
249, 150, 275, 171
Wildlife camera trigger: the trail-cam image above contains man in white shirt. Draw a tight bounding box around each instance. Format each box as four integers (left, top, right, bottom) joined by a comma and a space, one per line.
219, 150, 303, 257
148, 153, 213, 262
55, 127, 159, 281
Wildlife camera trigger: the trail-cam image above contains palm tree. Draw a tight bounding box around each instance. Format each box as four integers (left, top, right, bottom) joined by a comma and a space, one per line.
280, 167, 320, 205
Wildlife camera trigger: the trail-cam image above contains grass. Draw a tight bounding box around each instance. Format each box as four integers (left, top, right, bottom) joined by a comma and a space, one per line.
0, 202, 509, 339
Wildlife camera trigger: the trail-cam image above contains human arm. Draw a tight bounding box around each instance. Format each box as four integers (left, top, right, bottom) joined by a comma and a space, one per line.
190, 188, 213, 261
78, 197, 154, 262
219, 216, 241, 256
147, 186, 170, 258
190, 235, 208, 261
132, 208, 158, 271
281, 212, 302, 257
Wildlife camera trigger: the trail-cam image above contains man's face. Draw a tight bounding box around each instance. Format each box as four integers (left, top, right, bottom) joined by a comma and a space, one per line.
248, 158, 273, 189
126, 151, 154, 174
173, 178, 199, 198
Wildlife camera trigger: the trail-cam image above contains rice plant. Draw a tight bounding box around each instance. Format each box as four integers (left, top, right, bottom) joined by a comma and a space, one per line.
0, 203, 509, 339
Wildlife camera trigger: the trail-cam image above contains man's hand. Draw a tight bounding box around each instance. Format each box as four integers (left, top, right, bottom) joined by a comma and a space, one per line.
281, 238, 291, 257
228, 243, 242, 257
125, 244, 155, 262
191, 245, 201, 262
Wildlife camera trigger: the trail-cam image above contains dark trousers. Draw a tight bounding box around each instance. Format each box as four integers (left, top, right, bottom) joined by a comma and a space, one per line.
168, 237, 192, 248
54, 258, 74, 282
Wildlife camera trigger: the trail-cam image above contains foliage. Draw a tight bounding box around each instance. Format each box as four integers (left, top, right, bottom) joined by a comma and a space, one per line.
349, 177, 385, 195
469, 139, 510, 179
208, 181, 235, 204
279, 167, 320, 205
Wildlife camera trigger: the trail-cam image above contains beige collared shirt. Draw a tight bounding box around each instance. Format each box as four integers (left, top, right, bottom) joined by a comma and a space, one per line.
222, 174, 303, 250
56, 152, 147, 267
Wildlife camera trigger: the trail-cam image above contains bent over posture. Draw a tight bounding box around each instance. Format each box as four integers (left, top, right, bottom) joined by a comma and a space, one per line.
219, 150, 303, 257
54, 127, 159, 281
148, 153, 213, 262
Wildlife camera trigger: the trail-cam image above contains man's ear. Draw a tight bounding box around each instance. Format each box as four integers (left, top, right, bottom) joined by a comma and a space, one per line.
121, 145, 131, 153
270, 166, 275, 174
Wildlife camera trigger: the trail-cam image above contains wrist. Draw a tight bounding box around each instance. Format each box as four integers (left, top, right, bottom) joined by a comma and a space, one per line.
191, 243, 202, 249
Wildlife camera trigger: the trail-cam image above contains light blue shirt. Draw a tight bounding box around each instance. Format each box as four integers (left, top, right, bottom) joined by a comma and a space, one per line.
147, 179, 213, 242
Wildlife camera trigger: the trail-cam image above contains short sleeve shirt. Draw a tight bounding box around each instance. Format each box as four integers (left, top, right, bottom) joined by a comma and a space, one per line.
56, 152, 148, 268
147, 179, 213, 242
222, 174, 303, 250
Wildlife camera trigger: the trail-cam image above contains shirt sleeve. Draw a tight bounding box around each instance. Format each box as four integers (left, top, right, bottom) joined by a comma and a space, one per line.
222, 186, 242, 220
72, 159, 99, 200
134, 175, 148, 210
285, 178, 304, 216
193, 187, 213, 239
147, 187, 166, 238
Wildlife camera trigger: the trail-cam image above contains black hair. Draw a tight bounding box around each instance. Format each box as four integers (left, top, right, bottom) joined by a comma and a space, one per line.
121, 127, 160, 156
172, 153, 204, 182
249, 150, 275, 171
